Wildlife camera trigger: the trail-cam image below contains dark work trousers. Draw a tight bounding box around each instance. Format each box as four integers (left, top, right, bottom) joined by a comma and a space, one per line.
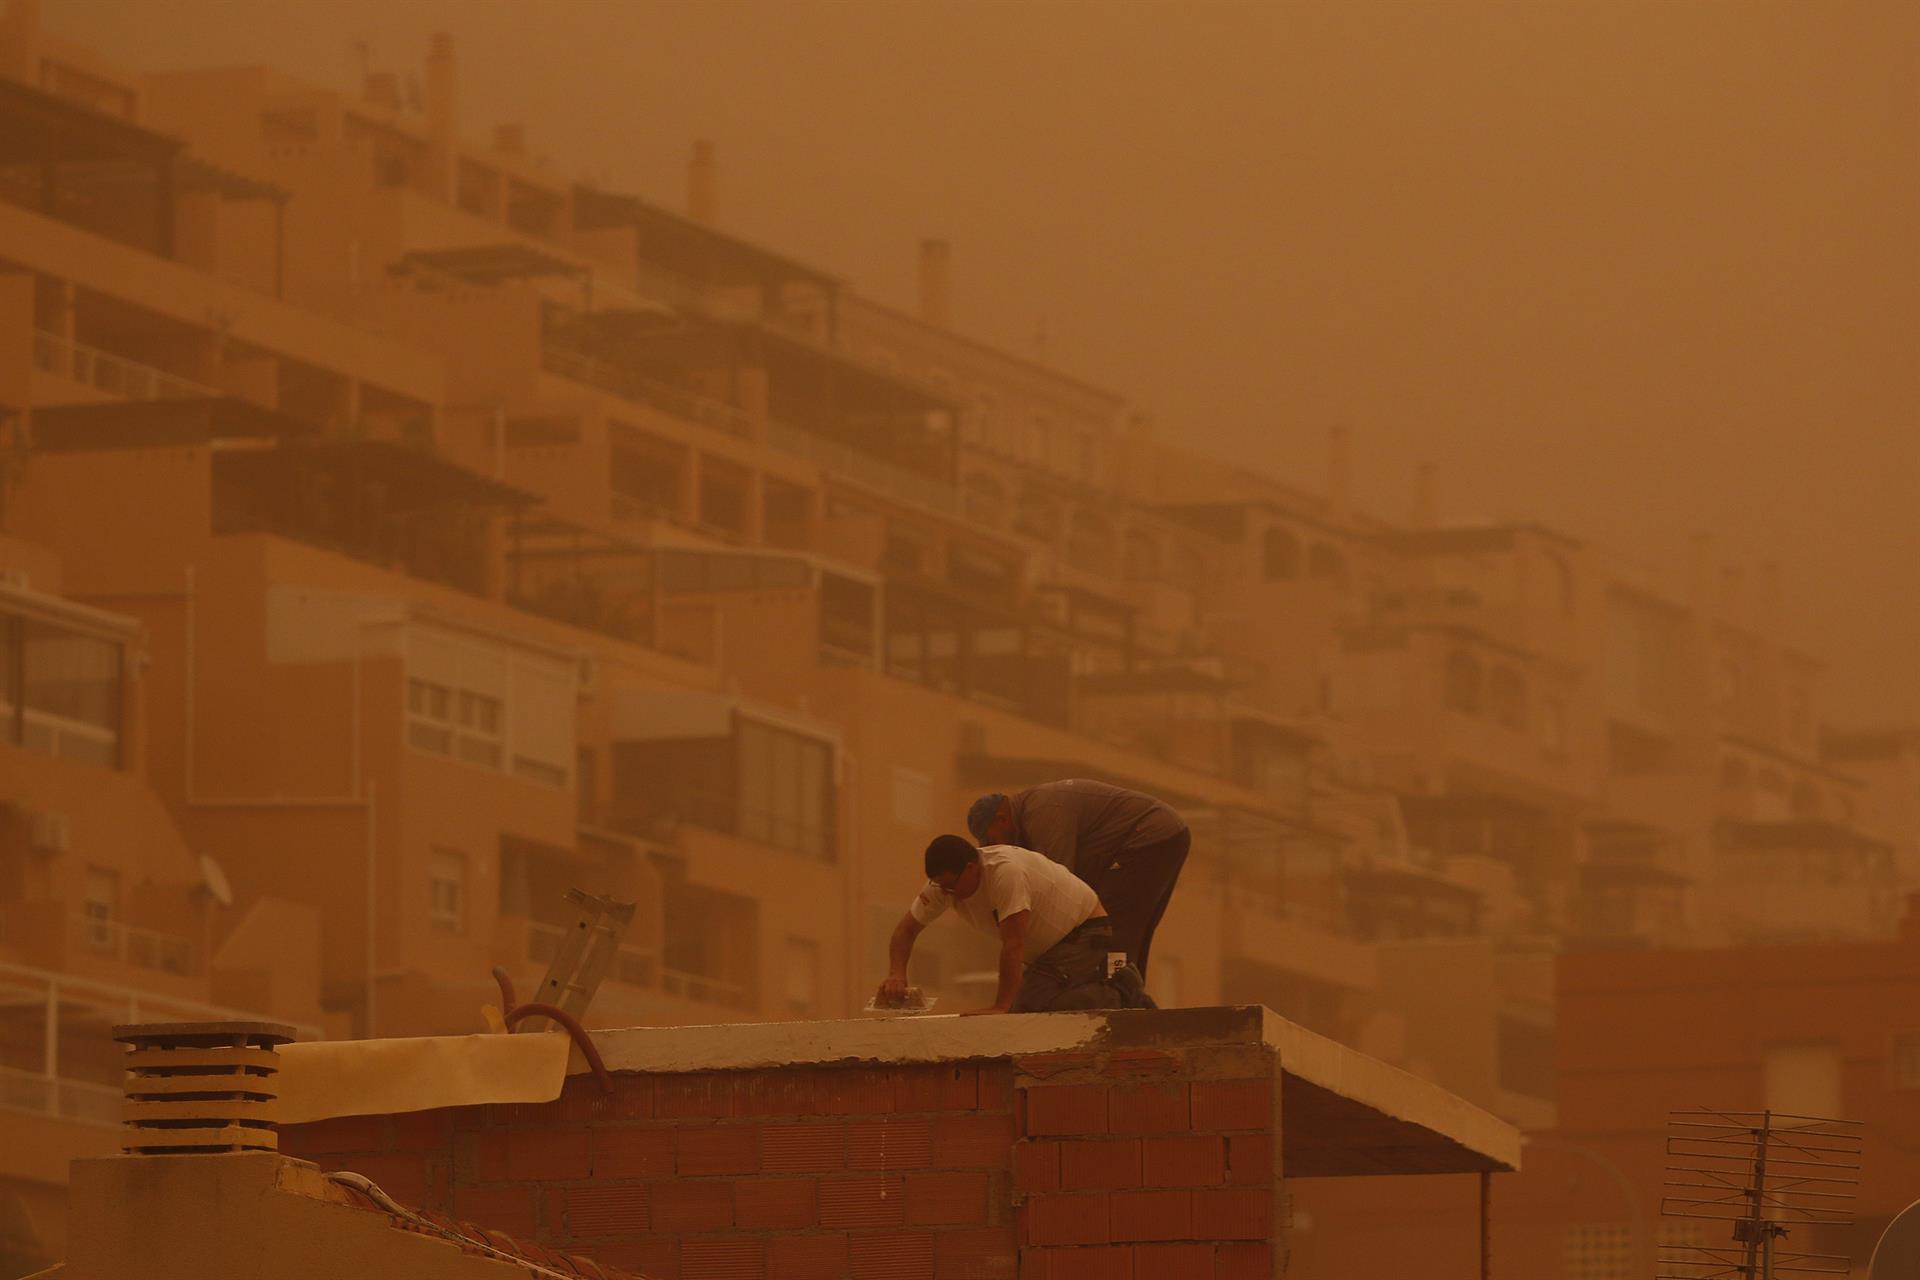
1085, 827, 1190, 981
1010, 917, 1125, 1013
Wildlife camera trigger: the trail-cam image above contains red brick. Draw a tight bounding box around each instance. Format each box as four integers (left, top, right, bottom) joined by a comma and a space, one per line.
1019, 1244, 1049, 1280
1023, 1085, 1107, 1137
979, 1065, 1018, 1111
449, 1184, 537, 1237
760, 1121, 846, 1172
1142, 1136, 1225, 1188
606, 1076, 654, 1122
819, 1066, 900, 1114
1188, 1081, 1272, 1133
933, 1113, 1017, 1168
1110, 1190, 1192, 1243
1013, 1140, 1062, 1194
896, 1063, 982, 1111
1225, 1134, 1275, 1186
907, 1170, 990, 1225
475, 1126, 593, 1182
680, 1238, 765, 1280
591, 1126, 674, 1179
818, 1174, 907, 1228
1107, 1084, 1188, 1135
501, 1075, 613, 1128
1014, 1052, 1098, 1079
1192, 1188, 1271, 1241
1106, 1050, 1179, 1078
1060, 1139, 1141, 1191
391, 1109, 455, 1153
1134, 1243, 1214, 1279
287, 1114, 388, 1155
584, 1238, 678, 1277
732, 1177, 815, 1228
675, 1123, 760, 1175
564, 1185, 650, 1238
655, 1073, 737, 1119
1042, 1245, 1134, 1280
935, 1227, 1019, 1280
651, 1179, 733, 1232
1215, 1242, 1273, 1279
734, 1068, 822, 1116
768, 1234, 848, 1280
850, 1231, 935, 1280
847, 1116, 934, 1169
1027, 1193, 1110, 1246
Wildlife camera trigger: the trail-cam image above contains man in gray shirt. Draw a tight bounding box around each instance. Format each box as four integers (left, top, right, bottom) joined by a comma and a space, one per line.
967, 779, 1189, 983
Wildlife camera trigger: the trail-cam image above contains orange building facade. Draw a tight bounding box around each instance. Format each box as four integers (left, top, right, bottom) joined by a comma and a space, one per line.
0, 2, 1911, 1273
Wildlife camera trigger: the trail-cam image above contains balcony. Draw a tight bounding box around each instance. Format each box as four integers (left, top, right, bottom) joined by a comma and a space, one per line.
0, 1063, 119, 1127
68, 914, 197, 978
212, 439, 536, 597
31, 328, 221, 403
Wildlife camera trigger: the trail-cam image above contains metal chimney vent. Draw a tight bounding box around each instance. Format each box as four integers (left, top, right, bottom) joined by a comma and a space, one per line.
113, 1021, 296, 1155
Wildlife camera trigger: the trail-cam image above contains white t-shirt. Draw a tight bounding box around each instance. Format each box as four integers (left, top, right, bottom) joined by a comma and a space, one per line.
909, 844, 1100, 957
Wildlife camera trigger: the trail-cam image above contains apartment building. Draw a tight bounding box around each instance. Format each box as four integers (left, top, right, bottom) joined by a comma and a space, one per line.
0, 4, 1908, 1273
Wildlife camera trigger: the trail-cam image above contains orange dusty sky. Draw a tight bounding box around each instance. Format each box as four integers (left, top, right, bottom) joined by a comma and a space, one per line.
46, 0, 1920, 723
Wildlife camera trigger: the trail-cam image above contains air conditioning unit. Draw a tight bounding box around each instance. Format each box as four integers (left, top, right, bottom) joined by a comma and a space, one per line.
30, 811, 70, 855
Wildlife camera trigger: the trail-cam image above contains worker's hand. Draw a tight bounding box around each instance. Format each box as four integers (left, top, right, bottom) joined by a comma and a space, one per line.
876, 975, 910, 1006
961, 1004, 1011, 1017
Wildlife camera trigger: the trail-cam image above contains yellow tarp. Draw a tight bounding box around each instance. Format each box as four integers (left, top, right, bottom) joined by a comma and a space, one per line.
276, 1032, 572, 1123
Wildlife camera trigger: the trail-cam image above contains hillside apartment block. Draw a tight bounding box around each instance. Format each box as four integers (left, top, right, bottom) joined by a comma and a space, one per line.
0, 1, 1910, 1271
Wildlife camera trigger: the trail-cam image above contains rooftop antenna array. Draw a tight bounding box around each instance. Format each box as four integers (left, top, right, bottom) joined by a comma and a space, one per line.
1659, 1108, 1862, 1279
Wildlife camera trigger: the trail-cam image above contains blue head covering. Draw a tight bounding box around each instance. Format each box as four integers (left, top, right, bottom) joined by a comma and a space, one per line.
966, 793, 1008, 842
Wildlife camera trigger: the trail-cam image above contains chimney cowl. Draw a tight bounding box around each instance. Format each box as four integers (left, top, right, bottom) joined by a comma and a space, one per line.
115, 1021, 295, 1155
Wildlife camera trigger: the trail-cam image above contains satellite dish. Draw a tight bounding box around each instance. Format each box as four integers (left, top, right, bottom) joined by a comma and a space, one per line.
199, 853, 233, 908
1870, 1199, 1920, 1279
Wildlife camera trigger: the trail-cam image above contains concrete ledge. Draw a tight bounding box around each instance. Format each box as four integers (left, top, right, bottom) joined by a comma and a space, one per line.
585, 1004, 1519, 1176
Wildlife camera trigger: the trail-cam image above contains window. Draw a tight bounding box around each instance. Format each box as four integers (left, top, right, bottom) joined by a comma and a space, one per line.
430, 849, 467, 933
784, 938, 818, 1015
7, 619, 122, 767
1262, 528, 1300, 580
1307, 543, 1348, 585
82, 866, 118, 950
610, 425, 687, 519
737, 719, 835, 860
407, 627, 573, 788
1892, 1032, 1920, 1090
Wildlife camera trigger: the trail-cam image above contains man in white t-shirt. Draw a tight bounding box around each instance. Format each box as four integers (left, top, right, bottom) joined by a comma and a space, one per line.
876, 834, 1148, 1015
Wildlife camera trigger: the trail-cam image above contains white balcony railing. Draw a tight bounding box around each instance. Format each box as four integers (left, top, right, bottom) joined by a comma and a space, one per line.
70, 914, 198, 977
0, 1063, 120, 1127
32, 329, 222, 402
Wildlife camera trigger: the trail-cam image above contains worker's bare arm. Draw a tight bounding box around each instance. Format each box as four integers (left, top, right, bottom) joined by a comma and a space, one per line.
963, 909, 1029, 1015
877, 911, 924, 1004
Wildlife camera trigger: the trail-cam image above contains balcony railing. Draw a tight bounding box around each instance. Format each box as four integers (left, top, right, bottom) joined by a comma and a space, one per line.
527, 921, 656, 988
32, 329, 222, 402
540, 345, 756, 440
69, 914, 198, 977
0, 1063, 121, 1127
659, 966, 750, 1008
765, 419, 961, 519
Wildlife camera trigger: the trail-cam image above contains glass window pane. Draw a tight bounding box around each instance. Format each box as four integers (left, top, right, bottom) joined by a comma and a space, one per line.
23, 623, 120, 728
737, 721, 772, 843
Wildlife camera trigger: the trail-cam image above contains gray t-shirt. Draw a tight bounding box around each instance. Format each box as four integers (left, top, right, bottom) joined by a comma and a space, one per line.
1011, 779, 1187, 880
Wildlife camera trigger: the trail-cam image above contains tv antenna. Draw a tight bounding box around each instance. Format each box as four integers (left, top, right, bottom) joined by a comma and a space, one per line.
1659, 1108, 1862, 1279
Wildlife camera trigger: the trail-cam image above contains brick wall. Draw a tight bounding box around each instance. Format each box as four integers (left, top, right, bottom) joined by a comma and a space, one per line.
281, 1034, 1288, 1280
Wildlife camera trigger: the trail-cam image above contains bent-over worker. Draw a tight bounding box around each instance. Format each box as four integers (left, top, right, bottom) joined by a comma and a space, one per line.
967, 779, 1188, 981
878, 835, 1148, 1015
